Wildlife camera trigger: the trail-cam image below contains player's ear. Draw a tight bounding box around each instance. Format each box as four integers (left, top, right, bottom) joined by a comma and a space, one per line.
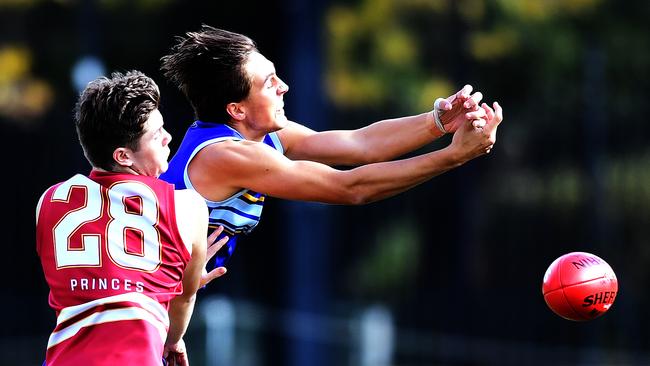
113, 147, 133, 167
226, 102, 246, 121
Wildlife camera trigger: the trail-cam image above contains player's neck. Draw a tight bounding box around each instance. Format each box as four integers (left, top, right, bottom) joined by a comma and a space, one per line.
95, 165, 138, 176
228, 121, 266, 142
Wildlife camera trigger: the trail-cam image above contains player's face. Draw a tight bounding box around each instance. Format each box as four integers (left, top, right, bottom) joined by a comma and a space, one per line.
240, 52, 289, 134
129, 109, 172, 177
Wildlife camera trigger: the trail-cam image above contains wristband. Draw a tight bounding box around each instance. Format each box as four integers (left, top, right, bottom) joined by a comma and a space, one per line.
432, 98, 446, 134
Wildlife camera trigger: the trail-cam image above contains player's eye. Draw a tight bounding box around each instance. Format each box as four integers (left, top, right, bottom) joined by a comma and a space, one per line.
266, 76, 278, 89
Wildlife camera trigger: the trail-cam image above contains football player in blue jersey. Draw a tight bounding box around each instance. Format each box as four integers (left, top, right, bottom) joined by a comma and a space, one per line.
159, 25, 503, 267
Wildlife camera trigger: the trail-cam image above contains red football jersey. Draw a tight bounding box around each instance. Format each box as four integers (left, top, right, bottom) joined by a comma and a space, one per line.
37, 170, 191, 365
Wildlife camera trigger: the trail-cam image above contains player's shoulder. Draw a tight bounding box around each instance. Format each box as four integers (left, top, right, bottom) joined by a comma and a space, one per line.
38, 175, 84, 200
36, 176, 82, 224
200, 137, 277, 165
37, 184, 58, 206
40, 182, 61, 197
36, 187, 53, 225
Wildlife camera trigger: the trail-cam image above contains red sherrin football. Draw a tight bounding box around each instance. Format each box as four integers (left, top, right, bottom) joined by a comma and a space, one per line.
542, 252, 618, 321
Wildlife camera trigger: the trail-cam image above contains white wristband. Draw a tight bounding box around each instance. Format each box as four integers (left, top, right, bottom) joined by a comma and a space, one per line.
432, 98, 446, 134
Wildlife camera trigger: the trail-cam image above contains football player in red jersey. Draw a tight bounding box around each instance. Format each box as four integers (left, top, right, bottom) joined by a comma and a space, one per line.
36, 71, 225, 366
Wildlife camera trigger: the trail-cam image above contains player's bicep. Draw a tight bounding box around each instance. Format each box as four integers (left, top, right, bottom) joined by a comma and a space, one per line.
279, 122, 362, 165
224, 142, 351, 203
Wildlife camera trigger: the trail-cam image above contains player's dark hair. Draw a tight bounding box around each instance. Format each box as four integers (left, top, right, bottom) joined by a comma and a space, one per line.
161, 25, 258, 122
75, 70, 160, 171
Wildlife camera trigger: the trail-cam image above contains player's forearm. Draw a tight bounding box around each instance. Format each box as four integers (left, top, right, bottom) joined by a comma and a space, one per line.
340, 146, 463, 205
351, 112, 444, 163
256, 144, 470, 205
166, 294, 197, 346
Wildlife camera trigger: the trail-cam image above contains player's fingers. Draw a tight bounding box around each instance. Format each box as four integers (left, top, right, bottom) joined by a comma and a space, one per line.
481, 102, 495, 122
206, 243, 219, 262
216, 266, 228, 277
472, 119, 486, 129
465, 107, 486, 121
434, 97, 451, 111
167, 354, 179, 366
443, 84, 473, 110
458, 84, 473, 99
178, 351, 190, 366
464, 92, 483, 109
493, 101, 503, 125
207, 236, 229, 261
165, 354, 176, 366
207, 225, 224, 244
208, 234, 228, 251
203, 267, 227, 286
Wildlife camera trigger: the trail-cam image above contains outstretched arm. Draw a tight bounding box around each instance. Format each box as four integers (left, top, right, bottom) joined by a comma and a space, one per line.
191, 102, 502, 205
278, 85, 484, 166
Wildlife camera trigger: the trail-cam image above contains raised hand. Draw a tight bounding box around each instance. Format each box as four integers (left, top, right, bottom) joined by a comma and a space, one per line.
435, 85, 486, 133
479, 101, 503, 154
448, 101, 503, 161
200, 225, 230, 287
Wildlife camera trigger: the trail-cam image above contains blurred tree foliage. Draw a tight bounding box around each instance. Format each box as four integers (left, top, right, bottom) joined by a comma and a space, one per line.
0, 45, 53, 123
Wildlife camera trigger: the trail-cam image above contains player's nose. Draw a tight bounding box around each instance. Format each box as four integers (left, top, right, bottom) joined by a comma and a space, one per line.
278, 78, 289, 94
163, 128, 172, 145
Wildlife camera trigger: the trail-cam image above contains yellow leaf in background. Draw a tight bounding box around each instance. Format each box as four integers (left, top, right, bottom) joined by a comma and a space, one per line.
417, 79, 453, 112
375, 29, 417, 67
0, 46, 30, 84
326, 71, 385, 108
469, 27, 519, 61
0, 45, 53, 122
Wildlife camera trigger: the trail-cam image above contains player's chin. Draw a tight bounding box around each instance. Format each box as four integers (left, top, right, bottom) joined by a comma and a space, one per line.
272, 114, 289, 130
156, 162, 170, 177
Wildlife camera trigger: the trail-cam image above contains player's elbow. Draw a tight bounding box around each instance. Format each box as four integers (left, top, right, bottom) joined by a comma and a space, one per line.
330, 172, 380, 205
337, 185, 375, 205
175, 292, 197, 305
339, 193, 368, 205
350, 195, 374, 205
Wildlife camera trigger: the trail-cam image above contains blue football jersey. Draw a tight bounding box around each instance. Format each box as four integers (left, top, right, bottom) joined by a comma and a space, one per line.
160, 121, 284, 266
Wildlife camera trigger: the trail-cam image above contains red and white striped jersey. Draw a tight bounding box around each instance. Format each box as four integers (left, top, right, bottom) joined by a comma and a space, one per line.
36, 170, 191, 365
